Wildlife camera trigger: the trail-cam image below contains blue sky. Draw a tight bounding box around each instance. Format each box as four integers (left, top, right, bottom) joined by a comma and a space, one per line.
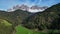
0, 0, 60, 10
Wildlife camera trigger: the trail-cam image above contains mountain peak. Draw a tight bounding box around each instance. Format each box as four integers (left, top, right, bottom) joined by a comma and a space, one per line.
7, 4, 48, 13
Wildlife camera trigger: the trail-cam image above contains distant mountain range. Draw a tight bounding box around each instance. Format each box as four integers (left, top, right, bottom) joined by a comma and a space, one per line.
7, 4, 48, 13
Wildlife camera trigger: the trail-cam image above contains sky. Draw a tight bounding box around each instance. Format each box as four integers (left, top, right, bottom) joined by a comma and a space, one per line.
0, 0, 60, 11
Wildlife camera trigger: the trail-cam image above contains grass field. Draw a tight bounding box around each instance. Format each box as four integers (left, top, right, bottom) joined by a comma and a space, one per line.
0, 19, 13, 34
16, 25, 44, 34
0, 19, 12, 26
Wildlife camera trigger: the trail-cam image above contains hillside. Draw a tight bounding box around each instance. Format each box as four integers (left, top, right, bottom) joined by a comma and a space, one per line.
16, 25, 44, 34
0, 9, 32, 34
0, 9, 31, 26
22, 3, 60, 31
0, 3, 60, 34
0, 19, 13, 34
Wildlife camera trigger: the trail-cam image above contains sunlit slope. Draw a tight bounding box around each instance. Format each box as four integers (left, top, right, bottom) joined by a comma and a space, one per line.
16, 25, 44, 34
0, 19, 13, 34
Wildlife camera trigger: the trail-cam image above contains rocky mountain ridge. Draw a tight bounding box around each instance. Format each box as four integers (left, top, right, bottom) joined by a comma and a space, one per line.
7, 4, 48, 13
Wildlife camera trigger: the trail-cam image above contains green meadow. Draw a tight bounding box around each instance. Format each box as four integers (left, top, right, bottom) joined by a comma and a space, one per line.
16, 25, 44, 34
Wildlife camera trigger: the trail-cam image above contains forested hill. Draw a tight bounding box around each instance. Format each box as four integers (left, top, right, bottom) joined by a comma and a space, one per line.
0, 9, 31, 26
0, 3, 60, 34
22, 3, 60, 30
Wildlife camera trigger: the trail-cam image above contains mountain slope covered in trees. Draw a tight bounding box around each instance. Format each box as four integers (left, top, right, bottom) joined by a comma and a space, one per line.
0, 3, 60, 34
0, 10, 31, 26
0, 9, 31, 34
22, 3, 60, 31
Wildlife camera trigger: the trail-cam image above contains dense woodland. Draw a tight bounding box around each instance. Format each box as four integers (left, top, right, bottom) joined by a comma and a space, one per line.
22, 3, 60, 33
0, 3, 60, 34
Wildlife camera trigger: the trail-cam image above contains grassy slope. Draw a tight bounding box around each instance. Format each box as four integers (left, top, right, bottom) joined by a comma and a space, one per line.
0, 19, 13, 34
16, 25, 44, 34
16, 25, 60, 34
0, 19, 12, 26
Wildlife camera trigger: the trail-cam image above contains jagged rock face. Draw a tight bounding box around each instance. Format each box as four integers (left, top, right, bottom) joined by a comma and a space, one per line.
19, 4, 29, 11
7, 4, 48, 13
22, 3, 60, 30
31, 6, 40, 10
